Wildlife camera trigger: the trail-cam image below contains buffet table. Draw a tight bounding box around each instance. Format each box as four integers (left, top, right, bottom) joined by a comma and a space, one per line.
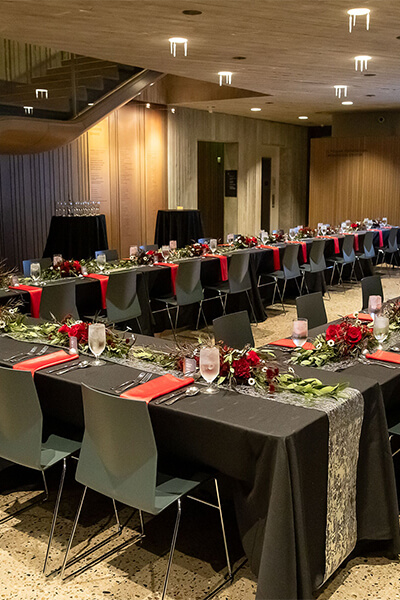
42, 215, 108, 260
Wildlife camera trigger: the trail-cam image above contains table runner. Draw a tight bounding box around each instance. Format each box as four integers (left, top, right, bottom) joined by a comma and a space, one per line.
257, 245, 281, 270
83, 273, 108, 309
157, 263, 179, 295
9, 285, 42, 318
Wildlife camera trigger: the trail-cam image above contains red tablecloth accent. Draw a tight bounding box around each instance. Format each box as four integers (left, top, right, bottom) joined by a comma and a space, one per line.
83, 274, 109, 309
286, 241, 307, 262
371, 230, 384, 247
317, 236, 340, 254
365, 350, 400, 364
354, 233, 359, 251
121, 373, 195, 404
9, 284, 42, 318
347, 313, 373, 322
205, 255, 228, 281
13, 350, 79, 375
158, 263, 179, 295
257, 245, 281, 270
269, 339, 315, 350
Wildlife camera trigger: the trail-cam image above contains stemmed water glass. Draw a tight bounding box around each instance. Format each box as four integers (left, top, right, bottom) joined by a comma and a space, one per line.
30, 262, 41, 285
88, 323, 106, 366
199, 346, 220, 394
161, 245, 170, 262
292, 318, 308, 347
96, 253, 106, 272
368, 295, 382, 321
373, 315, 389, 350
210, 239, 217, 254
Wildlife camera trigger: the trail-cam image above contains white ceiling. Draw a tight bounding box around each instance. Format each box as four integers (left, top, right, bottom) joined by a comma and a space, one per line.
0, 0, 399, 125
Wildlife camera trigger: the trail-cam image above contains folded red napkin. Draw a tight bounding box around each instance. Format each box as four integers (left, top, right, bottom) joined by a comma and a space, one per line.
365, 350, 400, 364
371, 230, 384, 247
9, 285, 42, 318
83, 274, 109, 309
269, 339, 315, 350
13, 350, 79, 374
286, 241, 307, 262
157, 263, 179, 295
317, 236, 340, 254
121, 373, 195, 403
354, 233, 359, 251
257, 245, 281, 270
205, 254, 228, 280
347, 313, 373, 322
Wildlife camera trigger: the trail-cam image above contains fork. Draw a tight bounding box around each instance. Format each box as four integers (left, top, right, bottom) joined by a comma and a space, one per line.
6, 346, 38, 362
117, 372, 152, 393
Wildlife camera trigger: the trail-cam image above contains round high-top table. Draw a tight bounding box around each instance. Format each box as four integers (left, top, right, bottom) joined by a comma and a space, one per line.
154, 209, 204, 247
43, 215, 108, 260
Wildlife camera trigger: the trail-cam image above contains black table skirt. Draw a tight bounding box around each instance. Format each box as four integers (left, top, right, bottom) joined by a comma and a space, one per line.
43, 215, 108, 260
154, 210, 204, 247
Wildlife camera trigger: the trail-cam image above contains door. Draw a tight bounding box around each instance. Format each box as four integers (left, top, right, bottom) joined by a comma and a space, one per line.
197, 141, 224, 240
261, 157, 272, 231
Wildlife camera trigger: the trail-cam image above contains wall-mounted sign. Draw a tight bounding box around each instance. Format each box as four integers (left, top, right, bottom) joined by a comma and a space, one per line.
225, 169, 237, 197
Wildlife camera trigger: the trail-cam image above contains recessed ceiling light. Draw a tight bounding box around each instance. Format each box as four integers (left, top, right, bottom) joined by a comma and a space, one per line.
298, 116, 308, 120
171, 108, 176, 113
218, 71, 233, 86
35, 88, 48, 99
251, 108, 261, 112
87, 103, 94, 106
149, 82, 154, 86
182, 9, 202, 15
169, 37, 188, 57
23, 106, 33, 115
232, 56, 246, 60
334, 85, 348, 98
342, 101, 354, 105
347, 8, 370, 32
354, 55, 371, 72
146, 103, 151, 109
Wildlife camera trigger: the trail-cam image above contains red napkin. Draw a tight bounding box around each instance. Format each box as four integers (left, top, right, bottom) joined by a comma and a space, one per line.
269, 339, 315, 350
354, 233, 359, 251
13, 350, 79, 374
371, 230, 384, 248
286, 241, 307, 262
257, 245, 281, 270
9, 285, 42, 318
365, 350, 400, 364
347, 313, 373, 322
83, 274, 109, 309
317, 236, 340, 254
205, 254, 228, 281
158, 263, 179, 295
121, 373, 195, 404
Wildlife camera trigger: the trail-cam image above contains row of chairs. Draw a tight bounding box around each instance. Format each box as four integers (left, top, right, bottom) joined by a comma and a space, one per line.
0, 367, 232, 596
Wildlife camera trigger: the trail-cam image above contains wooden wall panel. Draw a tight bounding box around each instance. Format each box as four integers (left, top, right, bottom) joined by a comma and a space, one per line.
309, 136, 400, 226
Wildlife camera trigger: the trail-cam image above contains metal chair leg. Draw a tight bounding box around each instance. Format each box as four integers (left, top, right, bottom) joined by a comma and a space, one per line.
165, 305, 177, 343
60, 486, 87, 579
174, 305, 180, 330
135, 317, 142, 334
161, 499, 182, 600
214, 479, 232, 579
43, 458, 67, 574
330, 262, 336, 286
294, 277, 302, 296
245, 290, 258, 325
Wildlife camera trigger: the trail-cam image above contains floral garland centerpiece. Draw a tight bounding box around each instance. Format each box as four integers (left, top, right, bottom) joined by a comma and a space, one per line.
294, 227, 316, 239
232, 235, 258, 249
170, 242, 210, 259
291, 316, 375, 368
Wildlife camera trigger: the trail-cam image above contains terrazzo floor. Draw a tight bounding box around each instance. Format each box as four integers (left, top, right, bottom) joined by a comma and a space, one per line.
1, 267, 400, 600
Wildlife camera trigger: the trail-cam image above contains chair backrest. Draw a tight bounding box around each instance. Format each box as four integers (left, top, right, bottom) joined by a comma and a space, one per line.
39, 282, 79, 321
0, 366, 43, 470
342, 235, 356, 263
227, 251, 251, 293
77, 384, 158, 514
282, 244, 301, 279
95, 249, 119, 261
22, 257, 51, 277
361, 275, 384, 310
308, 239, 326, 272
175, 259, 203, 306
213, 311, 254, 349
296, 292, 327, 330
363, 231, 375, 259
388, 227, 399, 252
106, 271, 142, 322
140, 244, 158, 252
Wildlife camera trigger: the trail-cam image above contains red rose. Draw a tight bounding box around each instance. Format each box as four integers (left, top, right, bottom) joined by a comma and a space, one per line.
326, 324, 340, 342
246, 350, 260, 366
345, 326, 362, 345
232, 357, 251, 379
73, 260, 81, 272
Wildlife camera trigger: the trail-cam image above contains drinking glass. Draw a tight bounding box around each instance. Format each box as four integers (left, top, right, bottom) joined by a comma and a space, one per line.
210, 239, 217, 253
199, 346, 220, 394
96, 253, 106, 272
292, 318, 308, 347
88, 323, 106, 366
129, 245, 138, 258
169, 240, 177, 251
161, 245, 170, 261
30, 262, 41, 284
53, 254, 63, 267
368, 295, 382, 320
373, 315, 389, 350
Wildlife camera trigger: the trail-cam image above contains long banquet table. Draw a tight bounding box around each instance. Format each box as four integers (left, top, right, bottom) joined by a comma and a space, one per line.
0, 333, 398, 600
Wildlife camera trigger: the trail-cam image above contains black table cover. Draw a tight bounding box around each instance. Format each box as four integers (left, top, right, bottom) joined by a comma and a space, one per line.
154, 210, 204, 247
42, 215, 108, 260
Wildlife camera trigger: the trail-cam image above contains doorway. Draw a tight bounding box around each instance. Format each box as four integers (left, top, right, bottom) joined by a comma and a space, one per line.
261, 157, 271, 232
197, 141, 225, 240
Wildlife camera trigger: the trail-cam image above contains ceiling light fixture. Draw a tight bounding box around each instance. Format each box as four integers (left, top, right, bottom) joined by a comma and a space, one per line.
171, 108, 176, 114
347, 8, 370, 33
218, 71, 232, 86
87, 103, 94, 106
334, 85, 348, 98
298, 116, 308, 120
251, 107, 261, 112
354, 55, 371, 71
24, 106, 33, 115
146, 103, 151, 109
342, 101, 354, 105
35, 88, 48, 99
169, 37, 188, 57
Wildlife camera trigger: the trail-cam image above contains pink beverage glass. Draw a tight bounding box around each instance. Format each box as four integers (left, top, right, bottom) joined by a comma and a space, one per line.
129, 245, 138, 258
53, 254, 63, 267
169, 240, 177, 250
292, 318, 308, 347
69, 336, 78, 355
368, 295, 382, 319
199, 346, 220, 394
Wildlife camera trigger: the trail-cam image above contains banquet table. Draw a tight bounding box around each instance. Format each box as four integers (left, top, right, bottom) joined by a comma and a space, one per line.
42, 215, 108, 260
0, 334, 398, 600
154, 209, 204, 247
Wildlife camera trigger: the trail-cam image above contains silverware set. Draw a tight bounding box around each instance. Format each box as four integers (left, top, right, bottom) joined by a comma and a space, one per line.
358, 357, 398, 369
6, 345, 49, 362
47, 360, 91, 375
110, 371, 152, 394
154, 385, 200, 405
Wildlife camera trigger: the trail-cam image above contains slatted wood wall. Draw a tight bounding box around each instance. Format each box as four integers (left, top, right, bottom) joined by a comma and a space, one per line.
309, 136, 400, 226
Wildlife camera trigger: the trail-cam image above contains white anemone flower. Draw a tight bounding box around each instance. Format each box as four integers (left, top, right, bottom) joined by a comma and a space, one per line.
248, 378, 256, 386
0, 320, 6, 328
327, 339, 335, 347
316, 342, 322, 350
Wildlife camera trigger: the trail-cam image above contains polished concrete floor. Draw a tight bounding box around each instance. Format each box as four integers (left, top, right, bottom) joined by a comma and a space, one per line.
1, 267, 400, 600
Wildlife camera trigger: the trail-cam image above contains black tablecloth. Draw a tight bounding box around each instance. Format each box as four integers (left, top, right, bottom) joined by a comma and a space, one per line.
154, 210, 204, 247
0, 335, 398, 600
42, 215, 108, 260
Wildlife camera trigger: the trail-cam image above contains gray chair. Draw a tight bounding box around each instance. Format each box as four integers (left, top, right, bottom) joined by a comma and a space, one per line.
361, 275, 384, 310
22, 257, 51, 277
296, 292, 327, 330
0, 366, 81, 573
106, 271, 142, 330
328, 235, 357, 285
39, 281, 79, 321
152, 259, 206, 339
213, 310, 255, 349
378, 227, 399, 267
259, 244, 305, 313
95, 249, 119, 261
204, 251, 258, 322
60, 385, 232, 598
356, 231, 376, 277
